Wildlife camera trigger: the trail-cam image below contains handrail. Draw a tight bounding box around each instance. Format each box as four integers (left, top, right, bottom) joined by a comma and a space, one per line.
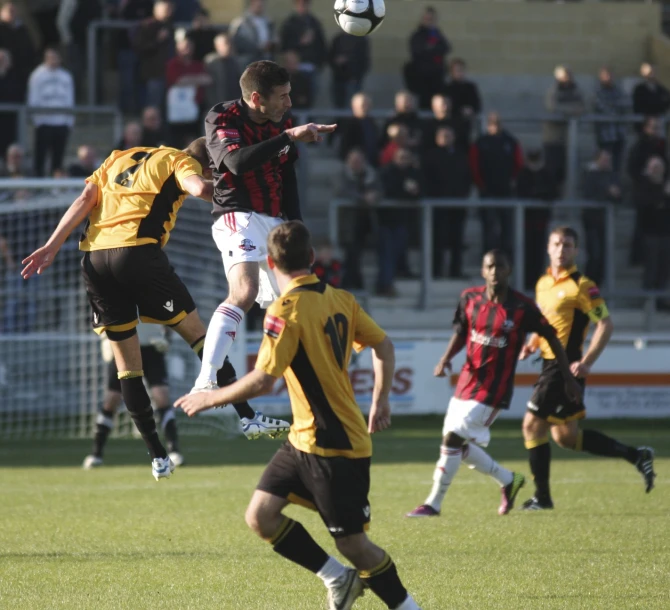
330, 197, 619, 309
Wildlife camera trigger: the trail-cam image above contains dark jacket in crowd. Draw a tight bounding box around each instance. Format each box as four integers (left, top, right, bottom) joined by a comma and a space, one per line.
279, 13, 326, 67
205, 56, 242, 109
379, 164, 423, 225
0, 19, 36, 96
634, 179, 670, 236
134, 18, 175, 80
633, 81, 670, 118
406, 25, 450, 83
422, 146, 471, 197
328, 33, 369, 82
337, 117, 379, 166
469, 130, 524, 197
380, 111, 422, 148
421, 117, 468, 153
287, 69, 313, 109
627, 134, 667, 183
116, 0, 155, 49
593, 82, 629, 145
67, 0, 103, 48
442, 80, 481, 120
516, 165, 558, 201
581, 165, 619, 202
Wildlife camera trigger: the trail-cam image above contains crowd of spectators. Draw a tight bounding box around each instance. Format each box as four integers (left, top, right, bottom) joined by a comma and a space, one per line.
1, 0, 670, 312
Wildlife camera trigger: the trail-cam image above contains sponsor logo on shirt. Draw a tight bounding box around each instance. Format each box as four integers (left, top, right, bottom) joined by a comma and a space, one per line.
470, 329, 508, 348
217, 128, 240, 141
264, 314, 286, 339
588, 285, 601, 300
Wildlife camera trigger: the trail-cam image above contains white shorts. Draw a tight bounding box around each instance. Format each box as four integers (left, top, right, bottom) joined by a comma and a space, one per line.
212, 211, 284, 309
442, 397, 501, 447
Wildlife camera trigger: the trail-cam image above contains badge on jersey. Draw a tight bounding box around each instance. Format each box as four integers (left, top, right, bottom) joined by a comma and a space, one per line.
264, 314, 286, 339
216, 128, 240, 142
588, 285, 601, 300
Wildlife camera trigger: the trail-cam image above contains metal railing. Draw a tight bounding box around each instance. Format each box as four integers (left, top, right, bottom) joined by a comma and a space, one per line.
0, 104, 123, 155
329, 197, 670, 310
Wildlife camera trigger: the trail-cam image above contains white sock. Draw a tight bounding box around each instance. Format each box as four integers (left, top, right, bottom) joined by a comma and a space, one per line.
195, 303, 244, 386
424, 446, 462, 511
316, 556, 347, 587
395, 594, 421, 610
462, 443, 514, 487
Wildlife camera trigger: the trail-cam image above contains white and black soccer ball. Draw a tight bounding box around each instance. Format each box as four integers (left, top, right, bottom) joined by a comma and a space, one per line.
334, 0, 385, 37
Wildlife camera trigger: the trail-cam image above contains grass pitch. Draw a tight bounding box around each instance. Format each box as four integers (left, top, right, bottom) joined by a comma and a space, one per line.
1, 418, 668, 610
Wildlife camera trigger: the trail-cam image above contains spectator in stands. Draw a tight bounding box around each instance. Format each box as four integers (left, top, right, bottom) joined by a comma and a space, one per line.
135, 0, 175, 109
633, 63, 670, 126
312, 239, 343, 288
115, 121, 142, 151
627, 115, 667, 267
422, 94, 466, 153
229, 0, 275, 68
470, 112, 523, 258
379, 123, 410, 167
205, 33, 242, 109
580, 149, 621, 287
186, 8, 218, 62
543, 65, 586, 187
27, 48, 75, 178
329, 30, 370, 109
279, 0, 327, 101
281, 50, 312, 110
0, 48, 21, 164
516, 148, 558, 289
0, 143, 32, 203
172, 0, 205, 24
634, 156, 670, 309
380, 90, 422, 150
442, 58, 481, 150
57, 0, 103, 101
141, 106, 167, 147
337, 148, 381, 290
0, 2, 36, 99
378, 147, 423, 296
67, 145, 98, 178
166, 36, 211, 147
592, 67, 630, 176
335, 92, 378, 167
404, 6, 450, 110
111, 0, 154, 115
422, 126, 471, 279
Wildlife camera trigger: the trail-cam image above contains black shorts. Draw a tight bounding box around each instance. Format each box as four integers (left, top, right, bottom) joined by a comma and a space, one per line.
257, 442, 371, 538
527, 359, 586, 424
107, 345, 168, 392
81, 245, 195, 335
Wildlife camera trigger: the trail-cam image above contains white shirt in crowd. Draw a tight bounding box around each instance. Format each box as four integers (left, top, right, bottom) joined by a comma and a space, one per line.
27, 64, 75, 128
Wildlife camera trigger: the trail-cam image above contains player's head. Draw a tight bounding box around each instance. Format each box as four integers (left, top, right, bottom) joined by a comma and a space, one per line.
183, 137, 212, 179
481, 249, 511, 293
240, 60, 292, 123
548, 226, 578, 270
267, 221, 314, 275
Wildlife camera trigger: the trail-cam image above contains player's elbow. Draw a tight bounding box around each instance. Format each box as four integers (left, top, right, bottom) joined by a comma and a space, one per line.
223, 154, 243, 176
599, 317, 614, 334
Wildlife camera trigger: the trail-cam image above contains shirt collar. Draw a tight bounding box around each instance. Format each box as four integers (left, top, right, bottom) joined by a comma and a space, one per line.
545, 265, 578, 282
281, 273, 320, 296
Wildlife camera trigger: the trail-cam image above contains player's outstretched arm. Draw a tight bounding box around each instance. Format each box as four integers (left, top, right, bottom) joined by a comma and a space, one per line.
21, 182, 98, 279
175, 369, 276, 416
181, 175, 214, 202
285, 123, 337, 144
434, 334, 466, 377
368, 336, 395, 433
545, 333, 583, 403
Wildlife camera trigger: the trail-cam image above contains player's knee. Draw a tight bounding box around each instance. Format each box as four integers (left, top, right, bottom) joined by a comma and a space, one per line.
244, 504, 264, 537
522, 414, 543, 439
227, 277, 259, 311
444, 432, 464, 448
552, 427, 577, 449
334, 534, 368, 562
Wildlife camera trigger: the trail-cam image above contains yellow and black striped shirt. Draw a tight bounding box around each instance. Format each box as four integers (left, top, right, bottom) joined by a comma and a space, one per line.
80, 146, 202, 251
255, 274, 387, 459
536, 266, 609, 362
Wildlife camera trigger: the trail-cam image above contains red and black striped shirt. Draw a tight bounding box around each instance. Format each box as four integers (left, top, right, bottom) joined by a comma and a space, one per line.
205, 99, 300, 219
453, 286, 555, 409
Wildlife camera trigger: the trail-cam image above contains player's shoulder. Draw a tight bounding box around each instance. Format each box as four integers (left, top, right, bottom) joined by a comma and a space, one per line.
206, 99, 242, 123
460, 285, 486, 300
266, 293, 300, 323
510, 289, 539, 310
575, 273, 603, 300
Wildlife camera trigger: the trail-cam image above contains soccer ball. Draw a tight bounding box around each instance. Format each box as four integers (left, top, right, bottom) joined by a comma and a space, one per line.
334, 0, 385, 37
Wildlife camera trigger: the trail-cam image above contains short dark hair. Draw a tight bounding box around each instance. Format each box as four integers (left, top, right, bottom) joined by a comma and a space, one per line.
550, 225, 579, 246
482, 249, 510, 267
183, 137, 209, 170
240, 60, 290, 100
268, 221, 312, 273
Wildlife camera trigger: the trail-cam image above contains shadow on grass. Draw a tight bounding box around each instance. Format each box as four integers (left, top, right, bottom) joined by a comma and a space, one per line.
0, 417, 667, 468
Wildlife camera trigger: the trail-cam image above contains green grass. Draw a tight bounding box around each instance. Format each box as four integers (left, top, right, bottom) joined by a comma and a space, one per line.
1, 418, 668, 609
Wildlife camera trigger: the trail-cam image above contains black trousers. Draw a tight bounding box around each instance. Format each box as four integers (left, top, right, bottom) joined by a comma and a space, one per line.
34, 125, 70, 177
433, 208, 466, 278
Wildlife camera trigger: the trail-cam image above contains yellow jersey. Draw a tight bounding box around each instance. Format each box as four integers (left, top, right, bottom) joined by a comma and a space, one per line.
536, 266, 609, 361
255, 274, 387, 459
80, 146, 202, 251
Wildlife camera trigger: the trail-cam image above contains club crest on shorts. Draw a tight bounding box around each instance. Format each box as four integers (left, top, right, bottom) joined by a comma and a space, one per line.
239, 238, 256, 252
502, 319, 515, 332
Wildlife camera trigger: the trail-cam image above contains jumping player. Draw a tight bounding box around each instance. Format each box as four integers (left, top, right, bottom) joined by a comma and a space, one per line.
406, 250, 582, 517
177, 222, 422, 610
192, 60, 336, 402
